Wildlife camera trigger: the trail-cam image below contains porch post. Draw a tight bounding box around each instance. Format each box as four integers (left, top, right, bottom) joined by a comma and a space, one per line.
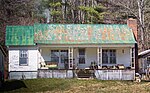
130, 47, 135, 69
68, 47, 73, 69
97, 47, 102, 68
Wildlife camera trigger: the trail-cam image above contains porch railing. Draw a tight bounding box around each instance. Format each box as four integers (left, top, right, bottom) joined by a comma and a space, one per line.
37, 69, 135, 80
95, 69, 135, 80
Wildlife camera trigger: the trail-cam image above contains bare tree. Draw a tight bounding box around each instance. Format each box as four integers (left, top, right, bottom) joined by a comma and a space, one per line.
109, 0, 150, 51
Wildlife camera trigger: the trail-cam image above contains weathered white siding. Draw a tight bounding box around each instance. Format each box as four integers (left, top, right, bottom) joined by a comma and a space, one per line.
9, 47, 38, 71
95, 70, 135, 80
77, 48, 97, 68
38, 70, 73, 78
9, 72, 37, 80
117, 48, 131, 67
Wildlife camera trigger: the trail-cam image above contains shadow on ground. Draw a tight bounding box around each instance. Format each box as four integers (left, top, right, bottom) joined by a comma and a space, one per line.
0, 80, 27, 92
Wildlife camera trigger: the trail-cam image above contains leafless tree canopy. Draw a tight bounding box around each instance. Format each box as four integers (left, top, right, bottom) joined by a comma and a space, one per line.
0, 0, 150, 51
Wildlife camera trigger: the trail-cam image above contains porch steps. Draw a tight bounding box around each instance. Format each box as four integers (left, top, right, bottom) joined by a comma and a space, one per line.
77, 78, 94, 80
76, 69, 95, 78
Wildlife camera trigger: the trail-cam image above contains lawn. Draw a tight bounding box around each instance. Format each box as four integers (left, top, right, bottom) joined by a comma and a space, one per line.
0, 78, 150, 93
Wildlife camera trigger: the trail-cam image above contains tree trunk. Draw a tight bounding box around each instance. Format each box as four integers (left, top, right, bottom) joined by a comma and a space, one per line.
138, 0, 145, 51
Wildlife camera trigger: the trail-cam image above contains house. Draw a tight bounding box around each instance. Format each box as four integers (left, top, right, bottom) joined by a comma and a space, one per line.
6, 18, 138, 80
0, 45, 6, 86
138, 49, 150, 74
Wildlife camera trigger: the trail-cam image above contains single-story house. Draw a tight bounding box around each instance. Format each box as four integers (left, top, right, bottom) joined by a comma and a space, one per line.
6, 18, 138, 80
0, 45, 6, 86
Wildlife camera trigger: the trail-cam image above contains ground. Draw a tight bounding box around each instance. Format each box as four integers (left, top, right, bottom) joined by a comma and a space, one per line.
0, 78, 150, 93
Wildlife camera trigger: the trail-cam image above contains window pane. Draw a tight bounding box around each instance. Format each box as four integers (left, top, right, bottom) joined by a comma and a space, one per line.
19, 50, 28, 65
51, 50, 59, 57
51, 50, 59, 62
102, 57, 108, 64
79, 57, 85, 64
79, 49, 85, 55
110, 57, 116, 64
51, 57, 59, 62
60, 50, 68, 63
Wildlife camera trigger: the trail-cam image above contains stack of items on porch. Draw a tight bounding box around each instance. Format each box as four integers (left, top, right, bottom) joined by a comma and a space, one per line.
101, 64, 131, 70
40, 61, 58, 69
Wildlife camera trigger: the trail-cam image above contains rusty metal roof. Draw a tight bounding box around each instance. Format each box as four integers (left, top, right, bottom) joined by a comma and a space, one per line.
5, 24, 136, 46
34, 24, 136, 44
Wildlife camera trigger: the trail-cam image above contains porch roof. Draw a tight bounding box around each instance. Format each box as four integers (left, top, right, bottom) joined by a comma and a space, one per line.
5, 24, 136, 46
34, 24, 136, 44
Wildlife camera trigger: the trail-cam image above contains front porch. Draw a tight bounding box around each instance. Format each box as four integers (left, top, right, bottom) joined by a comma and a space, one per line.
38, 45, 135, 71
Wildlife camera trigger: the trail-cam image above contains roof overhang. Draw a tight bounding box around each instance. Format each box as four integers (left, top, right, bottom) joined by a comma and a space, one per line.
138, 49, 150, 58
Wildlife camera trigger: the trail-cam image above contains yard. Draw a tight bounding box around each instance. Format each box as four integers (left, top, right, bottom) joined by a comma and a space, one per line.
0, 79, 150, 93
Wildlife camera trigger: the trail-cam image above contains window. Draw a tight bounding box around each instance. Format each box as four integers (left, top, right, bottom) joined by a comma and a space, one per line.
51, 50, 59, 62
147, 56, 150, 65
79, 48, 85, 64
102, 49, 116, 64
60, 50, 68, 63
19, 50, 28, 66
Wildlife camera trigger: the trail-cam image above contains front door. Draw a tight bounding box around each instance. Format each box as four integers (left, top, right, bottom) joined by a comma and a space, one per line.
78, 48, 85, 68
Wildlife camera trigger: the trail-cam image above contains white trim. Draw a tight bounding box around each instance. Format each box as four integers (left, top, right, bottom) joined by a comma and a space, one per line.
97, 47, 102, 68
68, 47, 73, 69
97, 48, 99, 66
100, 48, 102, 67
138, 49, 150, 56
130, 48, 135, 69
37, 44, 134, 48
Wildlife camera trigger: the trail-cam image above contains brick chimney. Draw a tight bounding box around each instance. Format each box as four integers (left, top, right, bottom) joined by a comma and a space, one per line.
127, 18, 138, 40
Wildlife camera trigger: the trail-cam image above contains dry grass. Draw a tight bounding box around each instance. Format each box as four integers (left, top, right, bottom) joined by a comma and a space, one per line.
1, 78, 150, 93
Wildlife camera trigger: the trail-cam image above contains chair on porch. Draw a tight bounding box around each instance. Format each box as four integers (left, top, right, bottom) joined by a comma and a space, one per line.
90, 61, 98, 69
116, 64, 125, 69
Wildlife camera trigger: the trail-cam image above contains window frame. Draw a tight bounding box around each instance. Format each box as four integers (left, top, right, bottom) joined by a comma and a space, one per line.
102, 49, 116, 64
19, 49, 28, 66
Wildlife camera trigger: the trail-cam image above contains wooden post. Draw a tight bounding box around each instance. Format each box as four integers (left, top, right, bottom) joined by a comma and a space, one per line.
68, 47, 73, 69
97, 47, 102, 68
130, 48, 135, 69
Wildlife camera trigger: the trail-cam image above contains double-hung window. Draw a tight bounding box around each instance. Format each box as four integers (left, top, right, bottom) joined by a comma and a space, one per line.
19, 50, 28, 66
102, 49, 116, 64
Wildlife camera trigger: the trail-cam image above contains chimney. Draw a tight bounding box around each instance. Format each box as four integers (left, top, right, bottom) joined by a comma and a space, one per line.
127, 18, 138, 40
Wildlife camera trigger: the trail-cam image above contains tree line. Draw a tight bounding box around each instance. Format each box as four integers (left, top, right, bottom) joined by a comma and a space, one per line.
0, 0, 150, 51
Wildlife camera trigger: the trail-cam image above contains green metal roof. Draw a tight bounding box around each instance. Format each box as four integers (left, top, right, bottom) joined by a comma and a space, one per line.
5, 24, 136, 46
6, 26, 34, 46
34, 24, 136, 44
